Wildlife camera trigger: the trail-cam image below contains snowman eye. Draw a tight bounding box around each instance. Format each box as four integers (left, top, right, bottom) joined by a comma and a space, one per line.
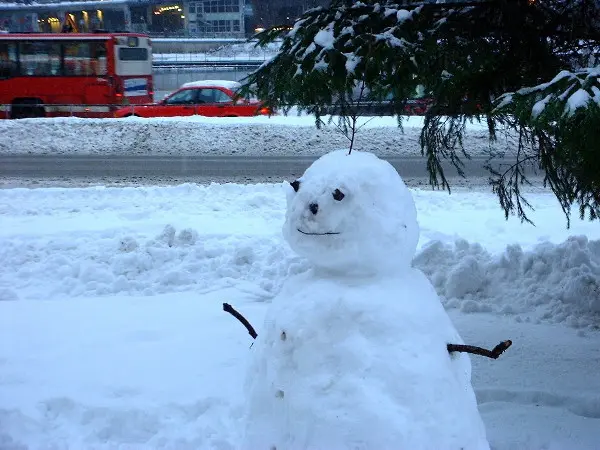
332, 189, 345, 201
290, 180, 300, 192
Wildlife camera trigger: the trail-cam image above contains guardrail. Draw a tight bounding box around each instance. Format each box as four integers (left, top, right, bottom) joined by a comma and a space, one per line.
152, 59, 266, 69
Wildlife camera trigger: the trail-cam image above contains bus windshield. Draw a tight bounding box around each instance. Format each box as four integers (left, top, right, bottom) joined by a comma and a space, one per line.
118, 47, 149, 61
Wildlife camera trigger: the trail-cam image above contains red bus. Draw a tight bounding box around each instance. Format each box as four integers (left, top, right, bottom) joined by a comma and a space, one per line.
0, 33, 153, 119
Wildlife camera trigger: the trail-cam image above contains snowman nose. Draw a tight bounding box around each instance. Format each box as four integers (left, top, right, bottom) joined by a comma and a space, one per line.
309, 203, 319, 215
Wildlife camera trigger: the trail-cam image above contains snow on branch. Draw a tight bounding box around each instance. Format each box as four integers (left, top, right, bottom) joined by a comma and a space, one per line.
495, 68, 600, 120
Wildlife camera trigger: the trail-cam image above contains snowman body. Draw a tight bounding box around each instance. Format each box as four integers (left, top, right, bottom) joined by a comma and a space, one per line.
241, 150, 489, 450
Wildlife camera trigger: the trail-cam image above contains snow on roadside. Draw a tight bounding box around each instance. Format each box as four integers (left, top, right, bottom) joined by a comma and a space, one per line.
1, 290, 600, 449
415, 236, 600, 329
0, 115, 509, 156
1, 183, 599, 330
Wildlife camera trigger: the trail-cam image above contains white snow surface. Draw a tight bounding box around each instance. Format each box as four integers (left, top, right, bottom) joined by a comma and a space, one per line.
0, 115, 504, 156
243, 271, 488, 449
565, 88, 592, 116
313, 22, 335, 50
531, 94, 553, 119
180, 79, 242, 90
282, 150, 419, 275
243, 151, 489, 449
2, 177, 600, 448
498, 68, 600, 117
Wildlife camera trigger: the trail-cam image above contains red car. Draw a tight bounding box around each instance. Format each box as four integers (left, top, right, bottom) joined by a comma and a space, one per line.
114, 80, 272, 118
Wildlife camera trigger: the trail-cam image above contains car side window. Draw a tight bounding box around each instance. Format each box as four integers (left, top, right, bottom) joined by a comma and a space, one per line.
165, 89, 197, 105
212, 89, 233, 103
196, 88, 232, 104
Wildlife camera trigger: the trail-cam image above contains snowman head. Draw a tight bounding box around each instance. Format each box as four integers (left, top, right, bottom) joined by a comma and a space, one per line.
282, 150, 419, 276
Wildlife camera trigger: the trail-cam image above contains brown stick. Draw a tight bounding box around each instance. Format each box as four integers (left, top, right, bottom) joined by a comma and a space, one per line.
222, 302, 512, 360
447, 340, 512, 359
223, 302, 258, 339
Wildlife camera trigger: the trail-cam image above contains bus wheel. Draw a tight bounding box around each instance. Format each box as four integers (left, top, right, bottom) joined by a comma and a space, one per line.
11, 99, 45, 119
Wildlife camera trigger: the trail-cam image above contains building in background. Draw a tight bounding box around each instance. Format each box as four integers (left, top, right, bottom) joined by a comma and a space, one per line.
247, 0, 328, 32
0, 0, 247, 37
184, 0, 243, 36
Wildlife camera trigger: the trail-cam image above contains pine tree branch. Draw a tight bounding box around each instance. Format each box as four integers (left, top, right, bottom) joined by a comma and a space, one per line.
447, 340, 512, 359
223, 302, 258, 339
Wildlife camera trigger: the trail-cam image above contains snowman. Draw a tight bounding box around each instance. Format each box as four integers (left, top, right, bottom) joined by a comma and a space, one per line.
240, 150, 490, 450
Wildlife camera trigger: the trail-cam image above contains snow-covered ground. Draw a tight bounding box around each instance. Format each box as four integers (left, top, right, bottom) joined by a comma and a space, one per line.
0, 115, 511, 156
1, 182, 600, 449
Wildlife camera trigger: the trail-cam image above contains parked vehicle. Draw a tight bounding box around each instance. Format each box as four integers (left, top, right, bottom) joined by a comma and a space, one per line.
321, 84, 483, 116
0, 32, 153, 119
322, 97, 433, 116
114, 80, 273, 118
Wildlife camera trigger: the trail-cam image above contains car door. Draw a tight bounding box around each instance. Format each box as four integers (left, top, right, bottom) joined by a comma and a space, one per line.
195, 88, 235, 116
153, 88, 198, 117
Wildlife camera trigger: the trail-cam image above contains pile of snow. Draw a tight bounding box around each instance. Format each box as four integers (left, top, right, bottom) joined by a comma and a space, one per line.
1, 182, 599, 331
0, 183, 304, 302
415, 236, 600, 328
282, 150, 419, 274
0, 115, 504, 156
181, 79, 242, 90
2, 175, 600, 449
243, 151, 489, 448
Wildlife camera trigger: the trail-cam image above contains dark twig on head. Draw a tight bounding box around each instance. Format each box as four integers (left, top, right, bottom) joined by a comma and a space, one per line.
223, 302, 258, 339
447, 340, 512, 359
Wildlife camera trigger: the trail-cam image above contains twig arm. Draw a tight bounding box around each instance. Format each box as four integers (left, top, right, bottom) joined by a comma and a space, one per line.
222, 301, 512, 360
223, 302, 258, 339
447, 340, 512, 359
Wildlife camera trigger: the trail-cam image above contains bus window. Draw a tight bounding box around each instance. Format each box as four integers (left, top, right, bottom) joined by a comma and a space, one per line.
64, 41, 93, 76
19, 41, 61, 76
91, 42, 107, 76
118, 47, 148, 61
0, 42, 18, 78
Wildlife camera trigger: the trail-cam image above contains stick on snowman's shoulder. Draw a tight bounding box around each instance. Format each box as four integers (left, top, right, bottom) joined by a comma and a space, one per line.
223, 303, 258, 339
447, 340, 512, 359
222, 302, 513, 360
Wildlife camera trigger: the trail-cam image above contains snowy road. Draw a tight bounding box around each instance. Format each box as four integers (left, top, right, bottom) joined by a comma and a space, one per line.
0, 154, 528, 179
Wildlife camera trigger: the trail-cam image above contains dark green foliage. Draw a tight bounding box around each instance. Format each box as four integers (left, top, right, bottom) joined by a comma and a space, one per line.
495, 69, 600, 225
241, 0, 600, 226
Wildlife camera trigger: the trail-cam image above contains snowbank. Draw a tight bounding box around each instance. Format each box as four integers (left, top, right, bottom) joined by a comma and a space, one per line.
0, 115, 506, 156
1, 183, 599, 329
415, 236, 600, 328
1, 181, 600, 449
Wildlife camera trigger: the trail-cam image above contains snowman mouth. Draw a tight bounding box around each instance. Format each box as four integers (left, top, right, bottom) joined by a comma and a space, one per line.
297, 229, 340, 236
